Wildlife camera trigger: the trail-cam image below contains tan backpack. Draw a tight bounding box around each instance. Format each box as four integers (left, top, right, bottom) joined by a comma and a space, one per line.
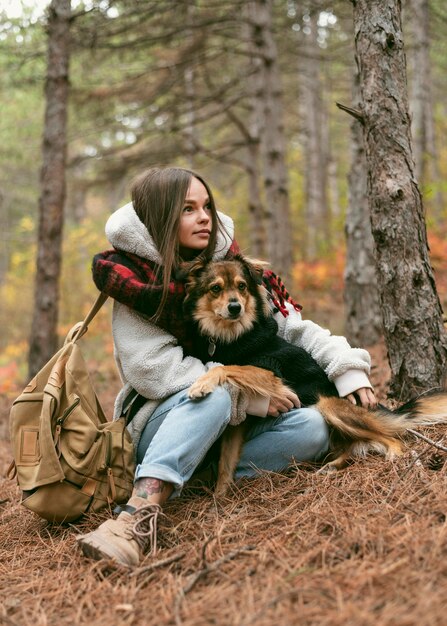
8, 294, 135, 523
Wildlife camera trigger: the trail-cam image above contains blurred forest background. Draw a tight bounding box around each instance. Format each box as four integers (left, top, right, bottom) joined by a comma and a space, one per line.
3, 6, 447, 626
1, 0, 447, 396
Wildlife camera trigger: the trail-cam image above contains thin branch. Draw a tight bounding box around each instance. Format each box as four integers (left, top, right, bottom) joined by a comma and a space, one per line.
336, 101, 365, 125
174, 543, 255, 624
129, 551, 186, 577
407, 429, 447, 453
181, 544, 255, 595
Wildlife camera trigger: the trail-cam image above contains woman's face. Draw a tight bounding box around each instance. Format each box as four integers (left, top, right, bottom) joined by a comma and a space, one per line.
178, 176, 213, 257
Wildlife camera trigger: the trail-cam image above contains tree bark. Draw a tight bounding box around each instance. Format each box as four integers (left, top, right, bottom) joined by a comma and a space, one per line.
245, 3, 268, 258
183, 1, 198, 169
28, 0, 71, 379
344, 65, 382, 347
353, 0, 447, 399
408, 0, 443, 219
299, 10, 330, 260
0, 192, 8, 282
246, 106, 268, 258
248, 0, 293, 281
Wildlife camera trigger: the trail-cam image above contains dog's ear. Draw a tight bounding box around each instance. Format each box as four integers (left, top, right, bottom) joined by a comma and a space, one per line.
236, 255, 269, 285
176, 258, 207, 282
178, 259, 208, 312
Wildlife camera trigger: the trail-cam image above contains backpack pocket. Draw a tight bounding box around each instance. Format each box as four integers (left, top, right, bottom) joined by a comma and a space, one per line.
10, 391, 42, 468
21, 480, 96, 523
59, 395, 101, 459
10, 391, 65, 489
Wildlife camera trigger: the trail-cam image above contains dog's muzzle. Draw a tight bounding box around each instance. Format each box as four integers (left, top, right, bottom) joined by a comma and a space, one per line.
227, 302, 242, 319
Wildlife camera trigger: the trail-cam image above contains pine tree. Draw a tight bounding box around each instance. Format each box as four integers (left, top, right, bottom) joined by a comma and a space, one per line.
28, 0, 71, 378
353, 0, 447, 399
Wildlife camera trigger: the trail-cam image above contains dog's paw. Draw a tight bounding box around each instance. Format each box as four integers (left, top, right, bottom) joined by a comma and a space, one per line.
188, 377, 217, 399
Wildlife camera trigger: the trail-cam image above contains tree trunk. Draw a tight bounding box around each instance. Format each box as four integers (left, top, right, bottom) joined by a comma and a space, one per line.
245, 4, 268, 259
344, 66, 382, 347
248, 0, 293, 281
0, 193, 8, 282
28, 0, 71, 379
353, 0, 447, 400
299, 10, 330, 260
408, 0, 443, 220
246, 117, 268, 259
183, 1, 198, 169
66, 161, 88, 223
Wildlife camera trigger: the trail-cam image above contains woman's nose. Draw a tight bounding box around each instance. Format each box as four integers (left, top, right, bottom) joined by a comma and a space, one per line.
198, 207, 210, 222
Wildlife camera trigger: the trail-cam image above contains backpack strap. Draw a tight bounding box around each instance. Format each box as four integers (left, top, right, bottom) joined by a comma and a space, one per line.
121, 388, 148, 425
65, 292, 109, 344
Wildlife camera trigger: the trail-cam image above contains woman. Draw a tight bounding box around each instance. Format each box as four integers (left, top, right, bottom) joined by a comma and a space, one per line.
77, 167, 376, 566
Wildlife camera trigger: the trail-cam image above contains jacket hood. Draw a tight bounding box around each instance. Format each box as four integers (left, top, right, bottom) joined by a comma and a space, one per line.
105, 202, 235, 264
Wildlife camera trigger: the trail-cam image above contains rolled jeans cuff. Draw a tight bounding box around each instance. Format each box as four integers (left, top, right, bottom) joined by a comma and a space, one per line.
135, 462, 185, 498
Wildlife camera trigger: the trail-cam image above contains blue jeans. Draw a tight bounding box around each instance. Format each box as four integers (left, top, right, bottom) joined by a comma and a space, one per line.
136, 387, 329, 497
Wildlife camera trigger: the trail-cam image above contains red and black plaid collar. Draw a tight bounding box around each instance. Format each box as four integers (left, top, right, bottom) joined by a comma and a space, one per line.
91, 242, 301, 351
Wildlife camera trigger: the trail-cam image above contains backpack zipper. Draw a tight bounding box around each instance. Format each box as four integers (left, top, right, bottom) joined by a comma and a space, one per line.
98, 430, 112, 472
53, 396, 81, 456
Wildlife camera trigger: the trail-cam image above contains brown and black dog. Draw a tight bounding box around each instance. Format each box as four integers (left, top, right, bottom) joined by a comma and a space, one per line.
182, 255, 447, 495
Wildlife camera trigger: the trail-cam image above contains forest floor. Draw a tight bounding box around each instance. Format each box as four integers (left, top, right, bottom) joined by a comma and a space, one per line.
1, 341, 447, 626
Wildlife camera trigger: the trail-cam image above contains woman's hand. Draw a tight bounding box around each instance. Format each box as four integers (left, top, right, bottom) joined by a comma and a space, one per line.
267, 389, 300, 417
345, 387, 377, 409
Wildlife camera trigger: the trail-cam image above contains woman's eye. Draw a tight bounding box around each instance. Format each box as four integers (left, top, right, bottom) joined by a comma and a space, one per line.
238, 283, 246, 291
183, 205, 194, 213
210, 285, 221, 294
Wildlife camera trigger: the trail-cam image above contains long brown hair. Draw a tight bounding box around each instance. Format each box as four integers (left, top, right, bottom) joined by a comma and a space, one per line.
130, 166, 224, 320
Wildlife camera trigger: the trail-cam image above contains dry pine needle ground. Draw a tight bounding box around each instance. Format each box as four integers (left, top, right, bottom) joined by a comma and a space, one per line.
1, 345, 446, 626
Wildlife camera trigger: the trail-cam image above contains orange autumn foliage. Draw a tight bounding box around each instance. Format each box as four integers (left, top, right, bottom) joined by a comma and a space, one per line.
292, 248, 346, 292
428, 232, 447, 308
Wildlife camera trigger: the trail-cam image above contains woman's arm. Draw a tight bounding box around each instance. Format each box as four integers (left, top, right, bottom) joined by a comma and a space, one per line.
274, 303, 371, 376
112, 302, 212, 400
274, 302, 375, 404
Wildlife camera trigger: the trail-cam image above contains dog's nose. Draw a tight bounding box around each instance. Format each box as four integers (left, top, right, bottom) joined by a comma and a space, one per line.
227, 302, 242, 318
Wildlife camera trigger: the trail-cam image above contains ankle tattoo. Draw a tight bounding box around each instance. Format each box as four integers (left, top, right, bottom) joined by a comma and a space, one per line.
135, 478, 166, 499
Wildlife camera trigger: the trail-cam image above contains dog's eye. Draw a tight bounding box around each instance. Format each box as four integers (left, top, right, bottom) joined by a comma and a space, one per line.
210, 285, 221, 294
238, 282, 246, 291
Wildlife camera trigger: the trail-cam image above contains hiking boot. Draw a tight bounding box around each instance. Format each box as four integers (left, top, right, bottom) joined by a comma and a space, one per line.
76, 497, 162, 566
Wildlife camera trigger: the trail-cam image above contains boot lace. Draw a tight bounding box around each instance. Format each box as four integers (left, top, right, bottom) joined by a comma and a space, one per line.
131, 503, 163, 555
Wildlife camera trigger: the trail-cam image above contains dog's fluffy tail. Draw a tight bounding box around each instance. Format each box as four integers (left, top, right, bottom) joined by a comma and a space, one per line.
316, 391, 447, 469
392, 391, 447, 426
317, 391, 447, 440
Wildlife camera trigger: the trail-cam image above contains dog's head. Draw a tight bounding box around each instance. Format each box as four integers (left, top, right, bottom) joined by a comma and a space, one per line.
182, 255, 270, 343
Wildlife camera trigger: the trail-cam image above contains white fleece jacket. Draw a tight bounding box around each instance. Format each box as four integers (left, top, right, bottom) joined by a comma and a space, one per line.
105, 203, 372, 448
